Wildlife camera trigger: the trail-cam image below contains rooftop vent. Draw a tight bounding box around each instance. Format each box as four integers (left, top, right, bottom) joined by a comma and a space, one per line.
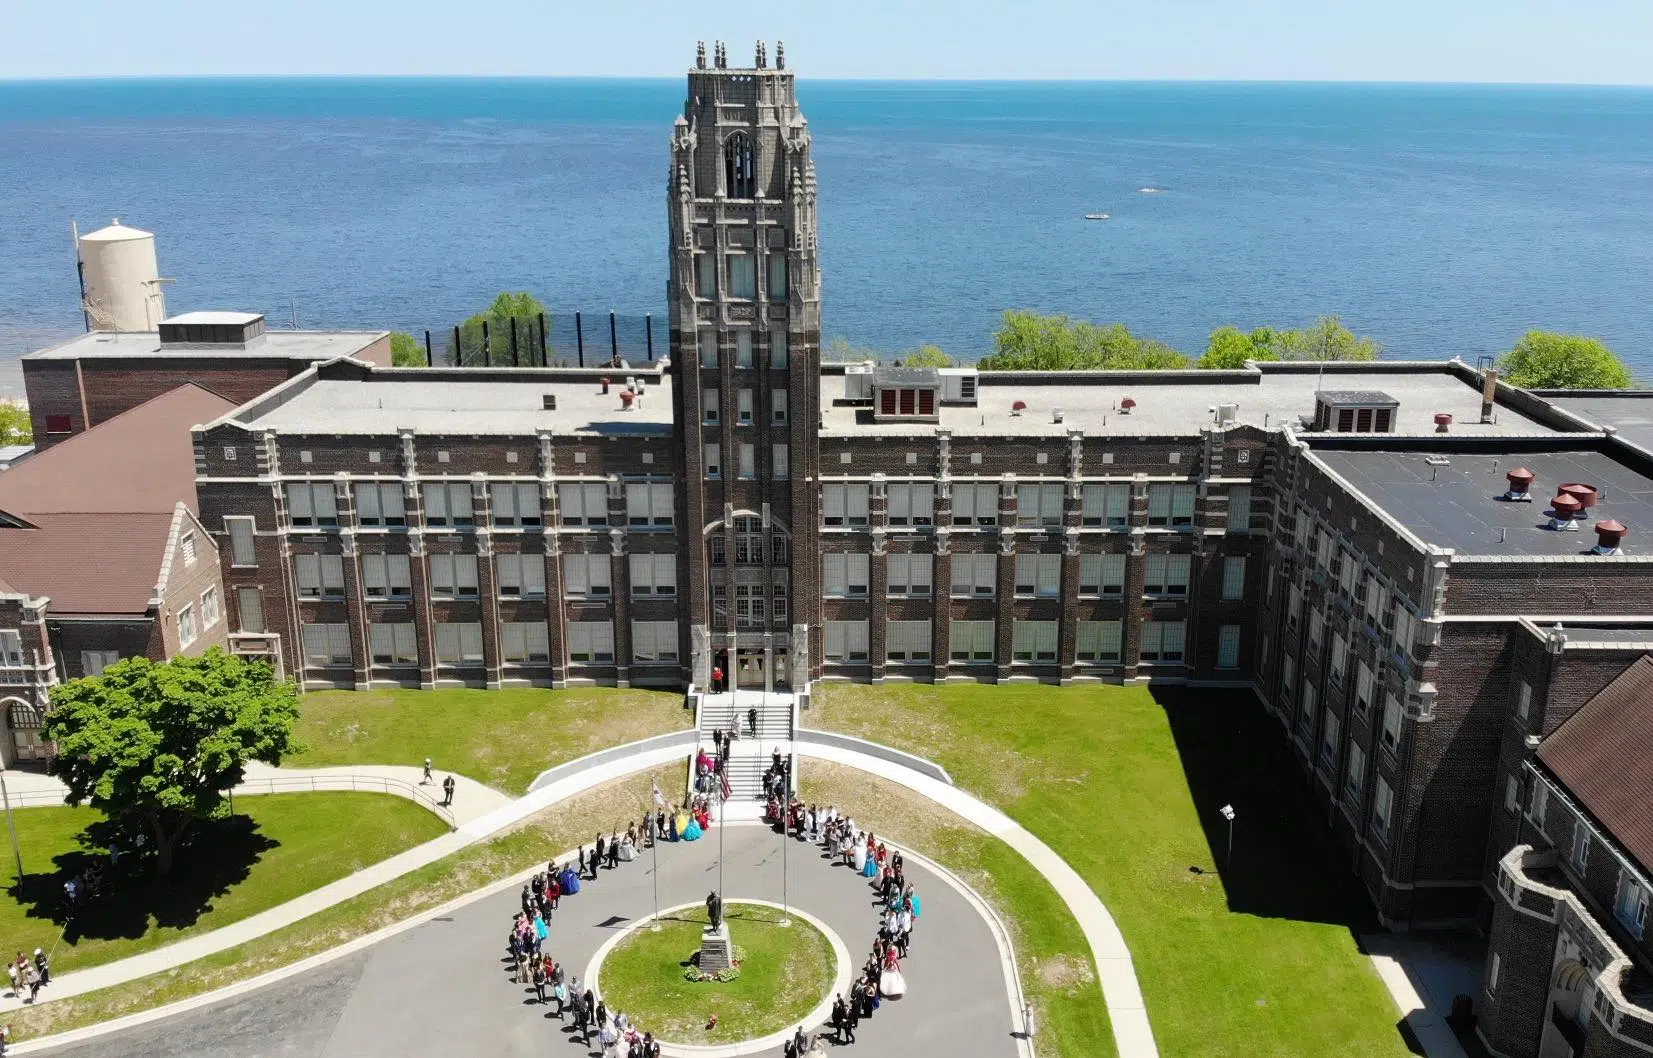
1503, 467, 1535, 502
1215, 403, 1239, 426
599, 377, 611, 394
1011, 400, 1027, 416
1549, 493, 1582, 532
1119, 397, 1136, 414
1593, 519, 1628, 556
1434, 412, 1453, 433
1052, 408, 1064, 424
542, 394, 557, 411
158, 311, 266, 347
1559, 483, 1599, 510
1314, 390, 1397, 433
619, 387, 636, 410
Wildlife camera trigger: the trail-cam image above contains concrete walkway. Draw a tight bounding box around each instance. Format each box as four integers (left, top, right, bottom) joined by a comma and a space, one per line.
1363, 932, 1482, 1058
8, 732, 1157, 1058
1, 763, 509, 827
0, 733, 697, 1016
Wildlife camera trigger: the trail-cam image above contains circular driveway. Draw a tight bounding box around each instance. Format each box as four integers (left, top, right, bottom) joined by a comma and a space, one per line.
37, 823, 1024, 1058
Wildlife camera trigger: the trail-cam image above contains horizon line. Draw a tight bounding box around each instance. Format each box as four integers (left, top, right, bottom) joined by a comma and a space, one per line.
5, 73, 1653, 89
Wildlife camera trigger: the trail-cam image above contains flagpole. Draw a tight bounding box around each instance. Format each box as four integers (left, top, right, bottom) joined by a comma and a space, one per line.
650, 781, 663, 931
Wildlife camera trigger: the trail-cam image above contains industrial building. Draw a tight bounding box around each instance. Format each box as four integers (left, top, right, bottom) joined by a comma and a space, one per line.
1, 44, 1649, 1058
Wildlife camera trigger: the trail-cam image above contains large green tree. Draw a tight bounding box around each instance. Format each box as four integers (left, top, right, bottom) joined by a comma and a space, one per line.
898, 344, 952, 368
1196, 317, 1381, 368
389, 331, 426, 367
446, 292, 550, 366
1498, 331, 1634, 389
44, 649, 301, 876
0, 400, 31, 445
979, 311, 1189, 371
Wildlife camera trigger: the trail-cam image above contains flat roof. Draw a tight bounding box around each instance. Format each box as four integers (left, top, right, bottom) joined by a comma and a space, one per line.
24, 329, 385, 362
1543, 396, 1653, 451
1552, 624, 1653, 646
163, 311, 262, 326
820, 368, 1560, 439
1312, 448, 1653, 557
238, 372, 675, 437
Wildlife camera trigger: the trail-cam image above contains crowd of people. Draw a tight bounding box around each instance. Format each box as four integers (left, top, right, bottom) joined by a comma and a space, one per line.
4, 950, 50, 1005
505, 827, 671, 1056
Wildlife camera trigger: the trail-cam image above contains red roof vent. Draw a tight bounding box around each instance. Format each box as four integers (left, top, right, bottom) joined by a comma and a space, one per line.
1011, 400, 1027, 416
1504, 467, 1535, 502
1560, 483, 1599, 510
1120, 397, 1136, 414
600, 377, 611, 394
1549, 493, 1582, 531
1594, 519, 1628, 555
1434, 412, 1453, 432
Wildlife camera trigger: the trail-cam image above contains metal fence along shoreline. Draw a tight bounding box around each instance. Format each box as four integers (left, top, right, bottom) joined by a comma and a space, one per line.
419, 311, 660, 368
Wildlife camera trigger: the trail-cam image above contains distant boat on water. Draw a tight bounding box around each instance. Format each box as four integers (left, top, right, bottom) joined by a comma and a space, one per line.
1084, 212, 1110, 221
1138, 186, 1168, 194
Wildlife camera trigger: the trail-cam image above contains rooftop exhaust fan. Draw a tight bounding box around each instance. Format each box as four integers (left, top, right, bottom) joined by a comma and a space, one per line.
1593, 519, 1628, 556
1503, 467, 1534, 502
1548, 493, 1582, 532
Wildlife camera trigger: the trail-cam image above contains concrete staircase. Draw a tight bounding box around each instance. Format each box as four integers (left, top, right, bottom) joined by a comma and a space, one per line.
692, 690, 796, 803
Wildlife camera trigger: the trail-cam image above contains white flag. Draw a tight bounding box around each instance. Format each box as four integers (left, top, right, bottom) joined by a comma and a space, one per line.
651, 781, 666, 809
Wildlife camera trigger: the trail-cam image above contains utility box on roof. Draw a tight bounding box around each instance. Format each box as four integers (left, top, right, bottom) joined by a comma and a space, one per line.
1313, 390, 1398, 433
872, 366, 941, 422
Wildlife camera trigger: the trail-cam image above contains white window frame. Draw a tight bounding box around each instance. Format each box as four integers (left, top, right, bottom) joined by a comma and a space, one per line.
1217, 624, 1241, 669
286, 482, 339, 527
1015, 483, 1064, 527
772, 388, 789, 424
1221, 556, 1247, 600
177, 604, 197, 648
429, 553, 480, 599
435, 621, 484, 665
1381, 693, 1403, 754
1140, 621, 1186, 663
1081, 483, 1130, 528
625, 483, 675, 527
200, 586, 221, 628
362, 553, 413, 599
702, 387, 720, 424
225, 516, 257, 567
357, 482, 408, 527
886, 553, 933, 597
1014, 554, 1062, 598
369, 622, 418, 665
1143, 553, 1191, 596
773, 444, 790, 480
1616, 872, 1650, 939
558, 483, 609, 527
824, 620, 870, 663
301, 622, 351, 665
1226, 485, 1252, 531
501, 621, 552, 663
562, 554, 611, 599
1076, 620, 1123, 663
1373, 777, 1394, 842
705, 443, 722, 478
295, 554, 346, 599
950, 483, 1000, 527
1078, 554, 1126, 597
629, 553, 677, 597
949, 620, 995, 664
887, 483, 935, 527
1011, 620, 1058, 663
567, 621, 615, 664
497, 553, 547, 599
822, 553, 870, 598
1345, 741, 1367, 806
1147, 483, 1196, 527
885, 620, 932, 663
822, 484, 870, 528
949, 553, 997, 598
491, 483, 541, 526
631, 620, 680, 663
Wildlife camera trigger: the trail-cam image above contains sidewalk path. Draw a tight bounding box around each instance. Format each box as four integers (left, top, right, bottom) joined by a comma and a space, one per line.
9, 732, 1159, 1058
0, 733, 697, 1016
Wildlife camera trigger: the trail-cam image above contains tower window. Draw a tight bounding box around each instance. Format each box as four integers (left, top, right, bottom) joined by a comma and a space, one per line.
725, 132, 756, 198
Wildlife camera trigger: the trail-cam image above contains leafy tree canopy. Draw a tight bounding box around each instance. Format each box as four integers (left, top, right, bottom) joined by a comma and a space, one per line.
389, 331, 426, 367
0, 400, 31, 445
822, 336, 885, 363
447, 291, 551, 366
44, 649, 301, 876
896, 344, 952, 368
1196, 317, 1381, 368
1497, 331, 1634, 390
979, 311, 1189, 371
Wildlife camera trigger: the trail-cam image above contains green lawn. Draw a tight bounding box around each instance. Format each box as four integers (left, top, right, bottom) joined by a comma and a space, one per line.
600, 902, 833, 1044
287, 686, 687, 793
811, 682, 1411, 1058
2, 793, 446, 976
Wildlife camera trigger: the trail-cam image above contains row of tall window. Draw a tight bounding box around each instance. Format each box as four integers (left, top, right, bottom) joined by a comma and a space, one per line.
281, 482, 675, 531
818, 553, 1246, 601
299, 619, 680, 667
820, 483, 1251, 530
293, 551, 678, 601
693, 243, 789, 301
709, 581, 789, 627
822, 618, 1236, 667
699, 331, 792, 371
700, 386, 789, 424
1520, 772, 1651, 941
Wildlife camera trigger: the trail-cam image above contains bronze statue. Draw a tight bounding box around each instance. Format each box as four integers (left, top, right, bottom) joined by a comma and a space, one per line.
706, 890, 723, 930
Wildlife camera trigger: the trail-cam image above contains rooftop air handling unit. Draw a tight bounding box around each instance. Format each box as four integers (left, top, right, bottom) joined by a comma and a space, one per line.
74, 218, 171, 332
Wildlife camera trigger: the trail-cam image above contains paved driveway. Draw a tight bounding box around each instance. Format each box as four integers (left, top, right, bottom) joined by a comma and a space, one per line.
38, 823, 1022, 1058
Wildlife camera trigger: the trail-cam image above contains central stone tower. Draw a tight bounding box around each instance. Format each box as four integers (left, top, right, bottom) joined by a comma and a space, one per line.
670, 40, 822, 695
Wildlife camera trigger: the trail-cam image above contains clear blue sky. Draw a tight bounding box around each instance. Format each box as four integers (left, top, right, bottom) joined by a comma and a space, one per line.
4, 0, 1652, 83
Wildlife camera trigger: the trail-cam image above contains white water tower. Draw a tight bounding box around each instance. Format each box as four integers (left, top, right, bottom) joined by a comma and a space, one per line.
75, 219, 169, 331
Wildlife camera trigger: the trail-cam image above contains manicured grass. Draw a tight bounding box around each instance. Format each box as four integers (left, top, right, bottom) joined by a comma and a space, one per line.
801, 761, 1115, 1058
600, 902, 834, 1044
2, 793, 445, 976
287, 686, 687, 793
4, 765, 682, 1042
811, 683, 1411, 1058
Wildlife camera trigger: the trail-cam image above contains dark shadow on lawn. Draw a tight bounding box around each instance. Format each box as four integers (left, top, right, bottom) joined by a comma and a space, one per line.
8, 815, 279, 945
1154, 685, 1381, 932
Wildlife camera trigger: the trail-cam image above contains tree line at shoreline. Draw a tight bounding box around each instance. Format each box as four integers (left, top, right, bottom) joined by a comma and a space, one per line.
390, 292, 1636, 392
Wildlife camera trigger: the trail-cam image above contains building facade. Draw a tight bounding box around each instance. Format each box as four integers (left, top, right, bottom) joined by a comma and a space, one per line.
5, 44, 1645, 1056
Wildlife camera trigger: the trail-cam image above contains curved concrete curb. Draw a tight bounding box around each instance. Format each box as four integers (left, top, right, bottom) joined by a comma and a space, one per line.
796, 741, 1159, 1058
11, 732, 1156, 1058
528, 730, 699, 792
584, 898, 853, 1058
794, 728, 953, 785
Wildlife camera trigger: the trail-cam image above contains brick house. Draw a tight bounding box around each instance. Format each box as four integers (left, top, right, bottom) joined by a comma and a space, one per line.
0, 384, 236, 763
16, 43, 1653, 1053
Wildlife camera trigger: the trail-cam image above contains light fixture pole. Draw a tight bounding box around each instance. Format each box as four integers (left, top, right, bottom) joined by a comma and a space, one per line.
650, 782, 663, 930
1219, 803, 1236, 870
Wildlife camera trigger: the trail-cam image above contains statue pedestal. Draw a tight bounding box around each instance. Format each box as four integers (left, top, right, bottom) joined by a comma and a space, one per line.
698, 922, 733, 973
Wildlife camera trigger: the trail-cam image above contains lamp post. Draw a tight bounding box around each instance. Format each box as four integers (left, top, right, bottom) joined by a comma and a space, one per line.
1219, 803, 1236, 870
0, 767, 23, 884
650, 782, 663, 930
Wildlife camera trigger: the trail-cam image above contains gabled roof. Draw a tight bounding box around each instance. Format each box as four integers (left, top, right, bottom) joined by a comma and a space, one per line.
1538, 655, 1653, 874
0, 383, 232, 517
0, 384, 233, 617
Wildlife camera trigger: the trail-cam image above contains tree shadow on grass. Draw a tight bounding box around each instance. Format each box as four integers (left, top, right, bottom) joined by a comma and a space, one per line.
8, 815, 279, 945
1153, 685, 1381, 932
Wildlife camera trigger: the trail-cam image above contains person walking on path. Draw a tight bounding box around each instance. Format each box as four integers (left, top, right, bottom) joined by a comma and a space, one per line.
606, 832, 620, 869
441, 774, 456, 807
593, 833, 606, 877
747, 704, 758, 737
421, 758, 433, 784
32, 950, 47, 987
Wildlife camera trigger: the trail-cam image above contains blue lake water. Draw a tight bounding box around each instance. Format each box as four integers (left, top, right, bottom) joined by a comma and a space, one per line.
2, 77, 1651, 387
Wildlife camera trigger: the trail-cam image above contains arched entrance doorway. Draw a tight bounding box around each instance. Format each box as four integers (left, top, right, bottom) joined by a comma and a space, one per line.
2, 698, 48, 762
702, 512, 791, 693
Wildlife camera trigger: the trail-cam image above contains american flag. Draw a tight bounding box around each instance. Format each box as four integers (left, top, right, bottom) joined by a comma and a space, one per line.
719, 770, 731, 802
